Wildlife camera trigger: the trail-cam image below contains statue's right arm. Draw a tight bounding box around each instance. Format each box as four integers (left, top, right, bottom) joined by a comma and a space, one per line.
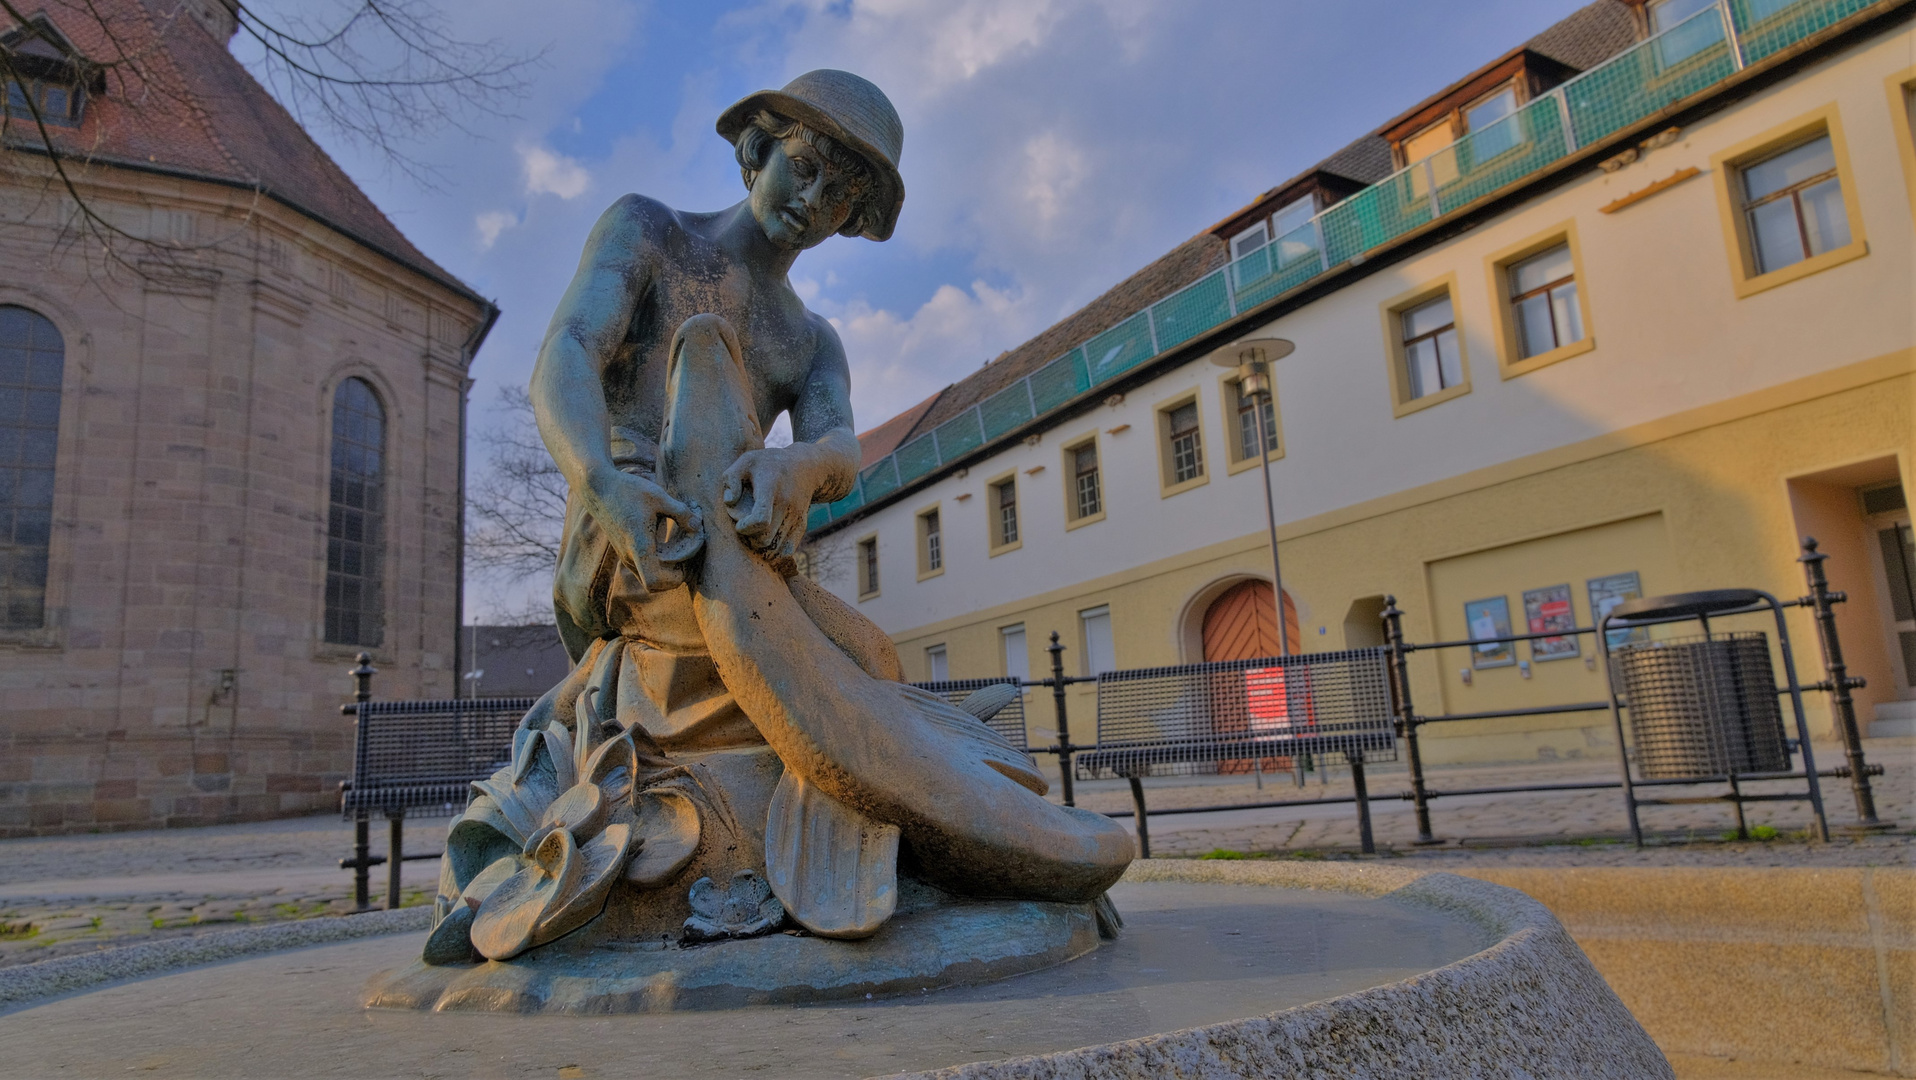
530, 196, 696, 591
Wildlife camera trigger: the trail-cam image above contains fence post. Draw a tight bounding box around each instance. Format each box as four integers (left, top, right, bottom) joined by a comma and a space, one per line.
1717, 0, 1747, 70
1048, 631, 1077, 808
1382, 597, 1437, 845
348, 652, 377, 913
386, 812, 405, 910
1348, 751, 1376, 855
1800, 537, 1890, 831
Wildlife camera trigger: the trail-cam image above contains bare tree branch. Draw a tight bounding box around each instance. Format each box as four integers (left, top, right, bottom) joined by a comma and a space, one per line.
0, 0, 539, 276
466, 384, 567, 587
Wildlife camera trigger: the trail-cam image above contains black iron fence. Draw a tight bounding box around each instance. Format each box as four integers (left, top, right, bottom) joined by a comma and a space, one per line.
336, 539, 1891, 907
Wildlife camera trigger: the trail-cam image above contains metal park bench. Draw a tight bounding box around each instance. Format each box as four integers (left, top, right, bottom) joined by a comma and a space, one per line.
1074, 649, 1399, 857
337, 654, 532, 910
334, 663, 1032, 910
911, 676, 1029, 750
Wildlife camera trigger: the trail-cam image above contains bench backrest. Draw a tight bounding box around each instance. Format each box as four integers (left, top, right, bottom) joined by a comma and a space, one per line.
1078, 648, 1396, 780
910, 677, 1030, 751
343, 697, 537, 817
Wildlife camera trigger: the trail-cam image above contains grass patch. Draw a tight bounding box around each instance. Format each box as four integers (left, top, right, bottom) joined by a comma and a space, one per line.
1198, 849, 1248, 861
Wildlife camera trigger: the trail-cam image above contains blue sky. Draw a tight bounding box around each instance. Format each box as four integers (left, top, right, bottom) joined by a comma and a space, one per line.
261, 0, 1596, 616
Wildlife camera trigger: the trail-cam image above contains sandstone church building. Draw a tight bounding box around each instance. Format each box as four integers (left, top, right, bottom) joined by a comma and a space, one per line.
0, 0, 496, 835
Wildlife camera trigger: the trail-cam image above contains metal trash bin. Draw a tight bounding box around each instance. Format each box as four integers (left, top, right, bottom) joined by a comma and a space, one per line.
1612, 631, 1790, 779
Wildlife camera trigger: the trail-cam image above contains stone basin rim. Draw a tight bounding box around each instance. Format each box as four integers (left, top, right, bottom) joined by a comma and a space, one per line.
871, 858, 1673, 1080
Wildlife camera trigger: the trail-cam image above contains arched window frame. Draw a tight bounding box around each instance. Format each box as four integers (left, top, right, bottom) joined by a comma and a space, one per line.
0, 303, 66, 635
322, 374, 389, 648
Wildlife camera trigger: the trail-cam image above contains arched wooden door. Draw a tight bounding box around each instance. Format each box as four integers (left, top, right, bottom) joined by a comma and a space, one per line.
1200, 580, 1299, 774
1201, 580, 1298, 661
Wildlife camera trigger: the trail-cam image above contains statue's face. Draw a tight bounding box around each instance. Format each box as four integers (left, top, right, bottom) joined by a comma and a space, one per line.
750, 135, 863, 251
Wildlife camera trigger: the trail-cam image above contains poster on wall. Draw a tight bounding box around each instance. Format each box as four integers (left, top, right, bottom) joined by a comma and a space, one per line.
1587, 571, 1649, 648
1522, 584, 1580, 661
1464, 596, 1516, 669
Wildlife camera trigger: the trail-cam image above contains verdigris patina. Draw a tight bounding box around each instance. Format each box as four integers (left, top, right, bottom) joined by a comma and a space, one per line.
387, 71, 1134, 1006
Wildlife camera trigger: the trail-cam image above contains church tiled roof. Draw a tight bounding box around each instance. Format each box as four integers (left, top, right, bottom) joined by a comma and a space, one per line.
5, 0, 483, 304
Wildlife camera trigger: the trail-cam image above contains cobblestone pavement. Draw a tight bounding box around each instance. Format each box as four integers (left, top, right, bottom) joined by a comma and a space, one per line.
0, 815, 446, 968
0, 738, 1906, 969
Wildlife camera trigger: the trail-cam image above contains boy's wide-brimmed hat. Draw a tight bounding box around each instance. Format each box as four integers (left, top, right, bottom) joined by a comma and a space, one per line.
717, 69, 904, 242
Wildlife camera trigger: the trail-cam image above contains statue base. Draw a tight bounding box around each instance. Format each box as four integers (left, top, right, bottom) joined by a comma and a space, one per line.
364, 896, 1101, 1013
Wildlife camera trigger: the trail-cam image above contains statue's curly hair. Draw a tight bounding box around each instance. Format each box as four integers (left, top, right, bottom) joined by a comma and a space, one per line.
734, 109, 876, 239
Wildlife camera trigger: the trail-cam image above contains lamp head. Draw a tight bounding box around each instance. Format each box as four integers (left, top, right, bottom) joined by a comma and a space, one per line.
1208, 336, 1292, 397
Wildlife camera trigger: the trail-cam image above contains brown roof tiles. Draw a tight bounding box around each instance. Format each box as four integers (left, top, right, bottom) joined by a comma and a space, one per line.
6, 0, 483, 304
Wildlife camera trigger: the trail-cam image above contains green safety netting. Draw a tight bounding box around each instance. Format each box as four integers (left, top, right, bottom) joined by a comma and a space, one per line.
806, 0, 1877, 532
894, 433, 941, 485
1735, 0, 1875, 62
1233, 229, 1325, 312
1150, 270, 1233, 351
859, 455, 902, 502
1429, 99, 1572, 213
1564, 8, 1736, 145
1029, 350, 1091, 414
979, 381, 1036, 441
1320, 167, 1435, 267
933, 408, 986, 461
1085, 311, 1157, 385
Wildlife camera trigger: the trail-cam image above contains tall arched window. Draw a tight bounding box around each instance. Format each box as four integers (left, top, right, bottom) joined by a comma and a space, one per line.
0, 305, 62, 629
325, 377, 385, 646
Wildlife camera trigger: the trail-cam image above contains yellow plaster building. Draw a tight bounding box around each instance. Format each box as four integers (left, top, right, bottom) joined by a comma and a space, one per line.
808, 0, 1916, 765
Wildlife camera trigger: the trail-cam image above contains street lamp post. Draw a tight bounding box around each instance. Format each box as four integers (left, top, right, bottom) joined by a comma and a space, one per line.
1211, 337, 1295, 657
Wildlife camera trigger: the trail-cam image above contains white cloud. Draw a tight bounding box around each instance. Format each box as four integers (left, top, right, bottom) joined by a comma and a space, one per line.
474, 209, 519, 250
520, 144, 593, 200
828, 279, 1030, 426
1020, 131, 1087, 234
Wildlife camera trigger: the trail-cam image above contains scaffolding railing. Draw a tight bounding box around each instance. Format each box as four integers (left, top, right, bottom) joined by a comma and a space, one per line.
806, 0, 1888, 535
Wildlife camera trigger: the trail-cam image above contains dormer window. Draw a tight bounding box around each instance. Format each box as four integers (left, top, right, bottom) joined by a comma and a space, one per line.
6, 76, 82, 127
1382, 48, 1578, 177
1, 21, 91, 129
1229, 194, 1317, 264
1464, 85, 1521, 159
1229, 222, 1268, 262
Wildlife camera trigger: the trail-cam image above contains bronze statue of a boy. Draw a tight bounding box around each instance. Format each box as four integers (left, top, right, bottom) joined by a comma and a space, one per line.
426, 71, 1131, 967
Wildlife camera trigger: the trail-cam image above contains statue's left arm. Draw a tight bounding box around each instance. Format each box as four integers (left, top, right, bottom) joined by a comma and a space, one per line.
720, 314, 859, 559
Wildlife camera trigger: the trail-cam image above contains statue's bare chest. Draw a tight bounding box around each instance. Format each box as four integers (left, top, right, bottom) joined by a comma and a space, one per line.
607, 258, 813, 430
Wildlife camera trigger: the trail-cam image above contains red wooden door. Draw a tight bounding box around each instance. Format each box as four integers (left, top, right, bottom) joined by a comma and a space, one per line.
1201, 580, 1297, 661
1201, 580, 1299, 774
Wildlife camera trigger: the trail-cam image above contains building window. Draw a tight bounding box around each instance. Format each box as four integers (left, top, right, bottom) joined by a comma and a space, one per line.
1069, 440, 1102, 522
1465, 86, 1521, 159
325, 378, 385, 646
1232, 379, 1279, 464
1509, 243, 1584, 359
1648, 0, 1714, 33
1229, 222, 1268, 262
1162, 399, 1205, 489
857, 535, 879, 598
1001, 624, 1028, 681
1401, 295, 1464, 399
1382, 276, 1472, 415
989, 476, 1019, 552
916, 506, 942, 579
6, 77, 82, 126
0, 306, 61, 630
1712, 108, 1867, 298
1487, 225, 1595, 377
1741, 134, 1851, 275
1079, 605, 1116, 677
925, 644, 949, 682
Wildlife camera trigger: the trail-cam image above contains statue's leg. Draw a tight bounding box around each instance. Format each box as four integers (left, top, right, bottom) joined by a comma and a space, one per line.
660, 314, 1133, 902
